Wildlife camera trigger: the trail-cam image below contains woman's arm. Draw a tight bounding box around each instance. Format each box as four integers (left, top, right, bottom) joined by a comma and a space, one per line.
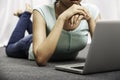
33, 10, 65, 66
79, 6, 101, 37
87, 14, 101, 37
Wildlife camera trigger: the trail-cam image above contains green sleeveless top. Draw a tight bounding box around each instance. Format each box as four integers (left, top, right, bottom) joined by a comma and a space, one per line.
28, 3, 100, 60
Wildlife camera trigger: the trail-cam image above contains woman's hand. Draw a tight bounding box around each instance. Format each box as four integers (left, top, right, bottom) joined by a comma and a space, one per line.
69, 14, 83, 27
59, 4, 87, 21
60, 4, 94, 31
63, 14, 84, 31
59, 4, 87, 31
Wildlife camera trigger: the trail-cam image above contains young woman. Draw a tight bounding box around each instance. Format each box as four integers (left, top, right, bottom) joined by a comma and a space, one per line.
6, 0, 100, 66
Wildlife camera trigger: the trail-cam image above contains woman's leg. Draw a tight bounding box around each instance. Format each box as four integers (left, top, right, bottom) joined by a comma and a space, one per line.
27, 19, 32, 34
6, 12, 32, 58
8, 12, 32, 44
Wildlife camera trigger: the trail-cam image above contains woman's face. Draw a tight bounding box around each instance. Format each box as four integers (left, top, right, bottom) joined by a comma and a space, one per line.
60, 0, 82, 8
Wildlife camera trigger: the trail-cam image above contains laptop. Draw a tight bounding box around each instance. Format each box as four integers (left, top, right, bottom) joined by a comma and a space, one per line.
55, 21, 120, 74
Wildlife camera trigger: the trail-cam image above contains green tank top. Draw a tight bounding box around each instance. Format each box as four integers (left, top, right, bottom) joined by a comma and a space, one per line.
28, 3, 100, 61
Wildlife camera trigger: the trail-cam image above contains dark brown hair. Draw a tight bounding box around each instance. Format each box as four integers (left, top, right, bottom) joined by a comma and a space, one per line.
55, 0, 59, 4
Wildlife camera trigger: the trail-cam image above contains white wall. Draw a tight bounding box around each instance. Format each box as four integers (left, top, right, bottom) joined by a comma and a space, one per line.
83, 0, 120, 20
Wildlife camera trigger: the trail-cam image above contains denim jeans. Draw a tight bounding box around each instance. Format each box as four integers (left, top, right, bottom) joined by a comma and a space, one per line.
6, 12, 32, 59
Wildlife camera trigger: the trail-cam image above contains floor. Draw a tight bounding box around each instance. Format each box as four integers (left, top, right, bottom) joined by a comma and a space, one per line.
0, 44, 120, 80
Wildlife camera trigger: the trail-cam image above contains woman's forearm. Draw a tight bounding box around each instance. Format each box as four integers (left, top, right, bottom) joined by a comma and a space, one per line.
35, 16, 65, 65
87, 18, 96, 37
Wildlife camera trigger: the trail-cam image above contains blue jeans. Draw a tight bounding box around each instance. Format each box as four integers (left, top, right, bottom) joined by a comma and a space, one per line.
6, 12, 32, 59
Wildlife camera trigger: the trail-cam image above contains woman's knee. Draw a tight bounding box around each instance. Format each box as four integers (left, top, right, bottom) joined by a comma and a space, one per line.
5, 45, 28, 58
5, 44, 18, 57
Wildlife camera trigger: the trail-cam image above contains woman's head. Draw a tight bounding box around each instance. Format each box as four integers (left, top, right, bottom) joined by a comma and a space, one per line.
56, 0, 82, 8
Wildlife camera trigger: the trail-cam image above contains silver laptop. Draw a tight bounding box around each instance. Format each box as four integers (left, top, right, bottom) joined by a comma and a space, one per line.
55, 21, 120, 74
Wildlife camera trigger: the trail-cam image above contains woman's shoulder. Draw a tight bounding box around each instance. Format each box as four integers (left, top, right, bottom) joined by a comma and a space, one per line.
33, 4, 55, 18
33, 4, 54, 11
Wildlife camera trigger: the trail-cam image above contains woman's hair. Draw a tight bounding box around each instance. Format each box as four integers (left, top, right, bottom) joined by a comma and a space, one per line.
55, 0, 59, 4
56, 0, 59, 2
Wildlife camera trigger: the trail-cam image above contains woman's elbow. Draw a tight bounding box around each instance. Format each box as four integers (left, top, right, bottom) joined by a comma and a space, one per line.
35, 57, 47, 66
34, 50, 48, 66
33, 46, 53, 66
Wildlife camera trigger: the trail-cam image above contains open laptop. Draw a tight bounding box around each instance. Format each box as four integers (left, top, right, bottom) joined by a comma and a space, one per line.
55, 21, 120, 74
